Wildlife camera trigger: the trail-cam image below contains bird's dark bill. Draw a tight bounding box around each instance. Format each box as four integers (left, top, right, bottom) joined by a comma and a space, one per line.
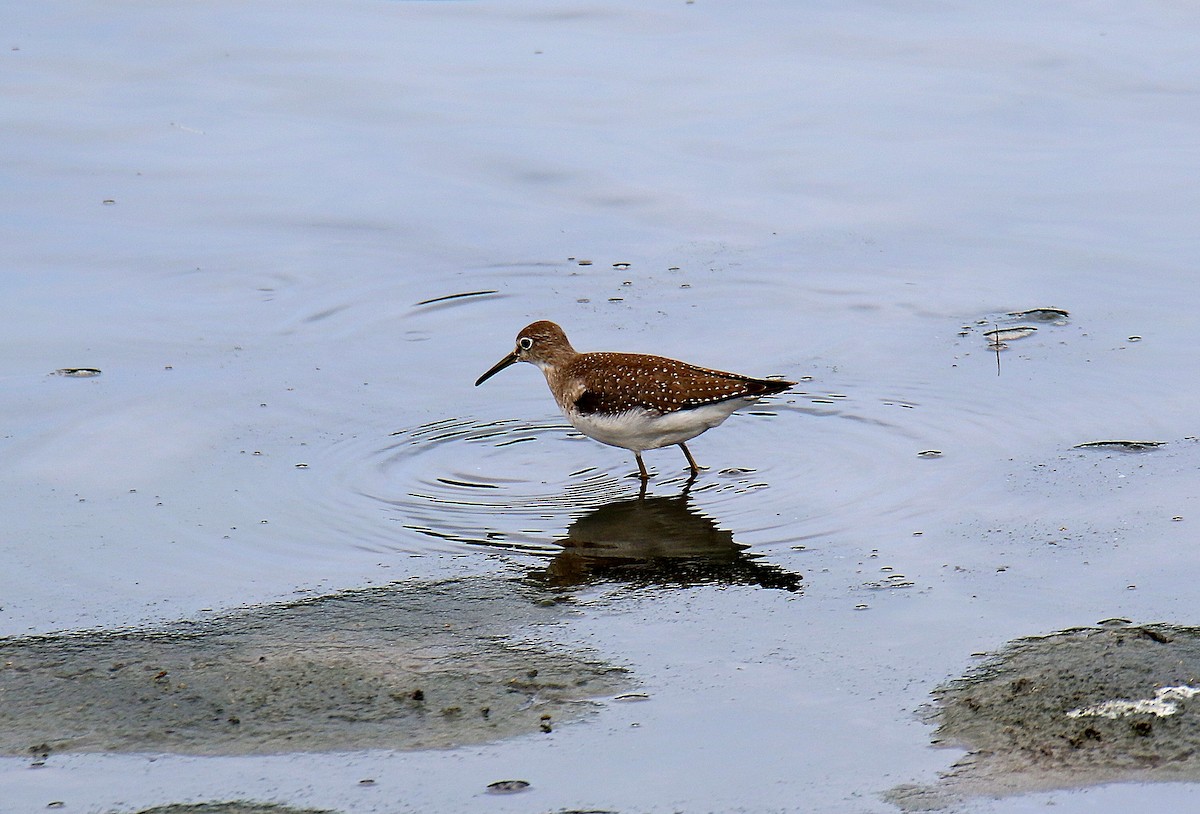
474, 351, 519, 386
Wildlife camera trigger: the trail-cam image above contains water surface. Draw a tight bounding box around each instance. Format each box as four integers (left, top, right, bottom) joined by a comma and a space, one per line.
3, 1, 1200, 812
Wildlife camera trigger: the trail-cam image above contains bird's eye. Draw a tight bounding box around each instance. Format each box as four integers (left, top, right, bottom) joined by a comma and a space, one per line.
518, 337, 534, 350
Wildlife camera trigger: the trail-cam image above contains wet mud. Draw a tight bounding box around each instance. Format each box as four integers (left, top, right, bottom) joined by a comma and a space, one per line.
0, 578, 629, 757
117, 805, 334, 814
889, 624, 1200, 809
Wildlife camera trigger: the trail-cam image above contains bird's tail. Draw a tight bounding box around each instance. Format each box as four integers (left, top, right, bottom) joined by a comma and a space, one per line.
746, 378, 795, 396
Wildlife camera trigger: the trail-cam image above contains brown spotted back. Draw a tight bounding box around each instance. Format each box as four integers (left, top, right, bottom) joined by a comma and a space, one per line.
562, 352, 792, 415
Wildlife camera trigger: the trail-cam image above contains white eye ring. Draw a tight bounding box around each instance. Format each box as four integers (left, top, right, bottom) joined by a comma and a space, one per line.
518, 337, 533, 350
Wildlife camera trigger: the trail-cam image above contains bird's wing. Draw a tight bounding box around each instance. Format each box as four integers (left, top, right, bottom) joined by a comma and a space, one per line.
570, 353, 791, 415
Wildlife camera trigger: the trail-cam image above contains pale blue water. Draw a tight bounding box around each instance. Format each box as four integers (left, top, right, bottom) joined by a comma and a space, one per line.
4, 1, 1200, 811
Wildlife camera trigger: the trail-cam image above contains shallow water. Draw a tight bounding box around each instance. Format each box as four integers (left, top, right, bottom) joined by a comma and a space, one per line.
4, 1, 1200, 812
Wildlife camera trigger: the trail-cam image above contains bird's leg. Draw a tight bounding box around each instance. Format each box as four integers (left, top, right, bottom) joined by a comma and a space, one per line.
681, 469, 698, 495
678, 442, 701, 475
635, 452, 650, 481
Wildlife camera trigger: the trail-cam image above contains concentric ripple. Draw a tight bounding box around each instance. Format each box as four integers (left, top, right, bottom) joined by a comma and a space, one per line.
312, 379, 941, 568
266, 336, 1075, 599
356, 415, 793, 557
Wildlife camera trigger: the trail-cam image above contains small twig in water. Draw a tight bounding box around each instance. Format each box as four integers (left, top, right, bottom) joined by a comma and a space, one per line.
992, 322, 1002, 376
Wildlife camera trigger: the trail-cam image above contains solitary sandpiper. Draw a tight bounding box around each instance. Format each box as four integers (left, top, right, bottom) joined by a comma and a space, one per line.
475, 321, 795, 480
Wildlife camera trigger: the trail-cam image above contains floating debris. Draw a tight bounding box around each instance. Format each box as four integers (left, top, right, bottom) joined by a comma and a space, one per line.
864, 576, 915, 590
1067, 685, 1200, 720
413, 290, 498, 307
486, 780, 531, 794
1007, 307, 1069, 321
983, 326, 1037, 342
54, 368, 101, 377
1074, 440, 1165, 451
614, 692, 650, 702
125, 805, 338, 814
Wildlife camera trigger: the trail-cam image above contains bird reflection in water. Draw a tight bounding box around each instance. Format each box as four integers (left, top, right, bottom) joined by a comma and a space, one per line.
529, 483, 802, 593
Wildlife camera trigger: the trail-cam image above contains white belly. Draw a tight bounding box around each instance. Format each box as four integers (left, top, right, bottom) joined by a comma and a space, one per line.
565, 400, 747, 452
